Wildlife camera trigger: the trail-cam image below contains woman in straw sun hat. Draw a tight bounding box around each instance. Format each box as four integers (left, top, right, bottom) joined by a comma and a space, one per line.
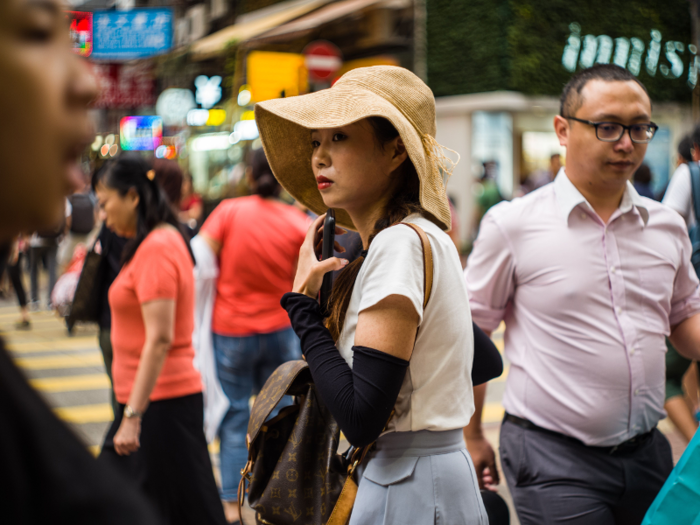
256, 66, 489, 524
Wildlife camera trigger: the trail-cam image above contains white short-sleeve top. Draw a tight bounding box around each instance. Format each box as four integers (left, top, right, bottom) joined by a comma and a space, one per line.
337, 214, 475, 433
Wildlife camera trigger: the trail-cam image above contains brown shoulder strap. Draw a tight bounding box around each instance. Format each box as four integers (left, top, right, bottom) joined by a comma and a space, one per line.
402, 223, 434, 308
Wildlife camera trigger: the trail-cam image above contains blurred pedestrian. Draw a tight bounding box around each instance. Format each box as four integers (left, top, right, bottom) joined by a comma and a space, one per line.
95, 154, 226, 525
472, 160, 503, 237
0, 0, 160, 522
526, 153, 563, 192
466, 64, 700, 524
199, 147, 308, 524
180, 173, 203, 229
633, 163, 655, 200
7, 236, 31, 329
663, 126, 700, 228
29, 211, 64, 309
256, 65, 490, 525
661, 130, 700, 443
58, 180, 97, 273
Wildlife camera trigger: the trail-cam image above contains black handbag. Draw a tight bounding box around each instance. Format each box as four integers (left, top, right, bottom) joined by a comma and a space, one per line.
66, 242, 104, 330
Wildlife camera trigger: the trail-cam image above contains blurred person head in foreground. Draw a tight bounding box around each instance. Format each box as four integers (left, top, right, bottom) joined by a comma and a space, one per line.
0, 0, 96, 244
0, 2, 163, 523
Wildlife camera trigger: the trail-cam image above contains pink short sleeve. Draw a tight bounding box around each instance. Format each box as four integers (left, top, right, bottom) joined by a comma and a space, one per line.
465, 213, 516, 332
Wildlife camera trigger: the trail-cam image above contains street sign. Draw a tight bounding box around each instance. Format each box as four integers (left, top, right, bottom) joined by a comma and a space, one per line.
65, 11, 92, 57
91, 63, 156, 109
92, 8, 173, 60
303, 41, 342, 83
120, 116, 163, 151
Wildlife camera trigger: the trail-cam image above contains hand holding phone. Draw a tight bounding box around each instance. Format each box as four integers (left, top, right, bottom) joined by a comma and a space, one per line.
320, 209, 336, 316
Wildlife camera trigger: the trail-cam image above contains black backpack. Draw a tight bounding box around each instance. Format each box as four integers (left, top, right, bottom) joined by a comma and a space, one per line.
69, 193, 95, 234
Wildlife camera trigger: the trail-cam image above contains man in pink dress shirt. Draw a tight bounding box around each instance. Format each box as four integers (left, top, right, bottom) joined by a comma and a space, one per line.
465, 64, 700, 525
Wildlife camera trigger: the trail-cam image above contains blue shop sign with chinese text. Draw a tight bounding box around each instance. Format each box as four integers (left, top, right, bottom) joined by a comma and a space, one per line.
92, 8, 173, 60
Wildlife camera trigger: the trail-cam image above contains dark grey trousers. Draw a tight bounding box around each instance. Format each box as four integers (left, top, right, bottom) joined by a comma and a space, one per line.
499, 419, 673, 525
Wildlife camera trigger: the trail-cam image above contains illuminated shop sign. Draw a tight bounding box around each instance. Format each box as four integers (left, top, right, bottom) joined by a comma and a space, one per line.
66, 11, 93, 57
195, 76, 223, 109
120, 116, 163, 151
562, 23, 700, 88
93, 8, 173, 60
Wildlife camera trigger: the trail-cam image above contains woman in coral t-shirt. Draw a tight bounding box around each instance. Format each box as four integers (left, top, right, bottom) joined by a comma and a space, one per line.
95, 154, 226, 525
200, 148, 309, 523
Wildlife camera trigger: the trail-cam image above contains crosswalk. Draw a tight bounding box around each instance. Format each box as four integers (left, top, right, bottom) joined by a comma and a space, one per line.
0, 304, 113, 455
0, 302, 510, 459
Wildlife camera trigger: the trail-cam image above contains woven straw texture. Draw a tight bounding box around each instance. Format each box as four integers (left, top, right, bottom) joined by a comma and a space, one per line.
255, 66, 452, 231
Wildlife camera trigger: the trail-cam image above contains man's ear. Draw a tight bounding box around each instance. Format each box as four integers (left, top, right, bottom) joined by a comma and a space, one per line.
554, 116, 570, 147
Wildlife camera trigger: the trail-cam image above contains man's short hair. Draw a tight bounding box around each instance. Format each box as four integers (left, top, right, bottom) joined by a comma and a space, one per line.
550, 153, 561, 160
560, 64, 650, 117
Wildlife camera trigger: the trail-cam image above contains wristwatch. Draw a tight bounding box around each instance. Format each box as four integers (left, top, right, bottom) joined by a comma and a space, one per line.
124, 405, 144, 419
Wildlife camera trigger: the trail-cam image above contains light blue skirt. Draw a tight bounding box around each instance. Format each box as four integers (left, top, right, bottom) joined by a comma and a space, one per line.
349, 429, 489, 525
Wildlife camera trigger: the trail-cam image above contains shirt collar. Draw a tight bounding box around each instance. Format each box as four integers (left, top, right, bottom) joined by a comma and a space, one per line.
554, 169, 649, 226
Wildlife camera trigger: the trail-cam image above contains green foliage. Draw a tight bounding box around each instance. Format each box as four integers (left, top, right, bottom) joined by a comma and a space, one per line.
427, 0, 511, 97
427, 0, 693, 103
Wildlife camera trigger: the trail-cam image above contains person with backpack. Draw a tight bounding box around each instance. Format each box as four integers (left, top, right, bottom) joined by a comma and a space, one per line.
58, 186, 96, 274
255, 66, 490, 524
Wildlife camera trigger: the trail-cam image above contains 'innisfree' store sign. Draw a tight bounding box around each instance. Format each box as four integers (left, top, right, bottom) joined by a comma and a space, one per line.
562, 23, 699, 88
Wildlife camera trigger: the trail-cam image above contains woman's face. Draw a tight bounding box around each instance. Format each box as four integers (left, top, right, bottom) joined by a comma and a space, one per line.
95, 182, 139, 238
310, 119, 408, 216
0, 0, 97, 242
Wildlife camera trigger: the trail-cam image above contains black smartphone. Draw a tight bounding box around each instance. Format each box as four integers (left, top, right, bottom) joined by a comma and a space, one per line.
320, 209, 335, 316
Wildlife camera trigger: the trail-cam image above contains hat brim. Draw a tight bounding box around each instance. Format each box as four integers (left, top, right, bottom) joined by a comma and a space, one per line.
255, 85, 450, 231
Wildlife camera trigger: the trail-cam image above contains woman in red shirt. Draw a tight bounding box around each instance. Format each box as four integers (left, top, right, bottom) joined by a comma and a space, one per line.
96, 154, 226, 525
200, 148, 309, 523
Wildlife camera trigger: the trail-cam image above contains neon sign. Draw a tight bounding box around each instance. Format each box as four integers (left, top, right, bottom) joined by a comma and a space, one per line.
562, 23, 700, 88
65, 11, 92, 57
120, 116, 163, 151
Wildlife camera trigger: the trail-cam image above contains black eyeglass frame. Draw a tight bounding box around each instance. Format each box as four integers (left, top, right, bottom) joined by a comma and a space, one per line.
564, 116, 659, 144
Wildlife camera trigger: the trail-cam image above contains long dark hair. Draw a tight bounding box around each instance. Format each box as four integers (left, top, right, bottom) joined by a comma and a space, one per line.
325, 117, 424, 340
93, 153, 195, 265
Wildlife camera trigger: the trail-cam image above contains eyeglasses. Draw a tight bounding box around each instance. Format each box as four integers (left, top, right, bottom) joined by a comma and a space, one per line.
564, 116, 658, 144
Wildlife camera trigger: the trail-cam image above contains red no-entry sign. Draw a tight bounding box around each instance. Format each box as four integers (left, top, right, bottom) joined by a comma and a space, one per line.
304, 41, 342, 82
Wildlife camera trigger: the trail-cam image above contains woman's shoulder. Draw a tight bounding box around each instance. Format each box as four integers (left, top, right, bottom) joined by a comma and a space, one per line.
137, 227, 189, 261
371, 215, 444, 254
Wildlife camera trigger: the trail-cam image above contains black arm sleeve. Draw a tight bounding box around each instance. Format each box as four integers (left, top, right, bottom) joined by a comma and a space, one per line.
472, 322, 503, 385
281, 292, 408, 447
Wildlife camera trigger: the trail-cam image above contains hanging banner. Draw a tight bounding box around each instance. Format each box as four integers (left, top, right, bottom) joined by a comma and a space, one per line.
65, 11, 93, 57
92, 8, 173, 60
91, 62, 156, 109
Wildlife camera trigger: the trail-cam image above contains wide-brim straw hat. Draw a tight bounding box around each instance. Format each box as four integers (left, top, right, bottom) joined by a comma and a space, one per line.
255, 65, 457, 231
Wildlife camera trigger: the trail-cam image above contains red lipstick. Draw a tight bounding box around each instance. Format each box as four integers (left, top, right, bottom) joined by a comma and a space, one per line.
317, 175, 333, 190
